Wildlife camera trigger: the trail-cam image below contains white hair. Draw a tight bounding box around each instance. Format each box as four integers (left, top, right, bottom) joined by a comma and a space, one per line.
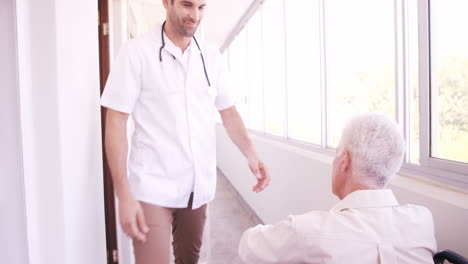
338, 113, 405, 188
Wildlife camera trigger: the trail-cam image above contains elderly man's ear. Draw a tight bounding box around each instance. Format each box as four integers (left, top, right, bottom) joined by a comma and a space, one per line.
338, 149, 350, 173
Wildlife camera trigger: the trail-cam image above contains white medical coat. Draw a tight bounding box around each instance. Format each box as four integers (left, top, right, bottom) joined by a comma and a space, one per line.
101, 23, 235, 209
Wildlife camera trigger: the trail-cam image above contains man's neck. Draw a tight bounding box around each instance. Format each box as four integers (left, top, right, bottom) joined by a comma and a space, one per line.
164, 21, 191, 52
340, 181, 374, 200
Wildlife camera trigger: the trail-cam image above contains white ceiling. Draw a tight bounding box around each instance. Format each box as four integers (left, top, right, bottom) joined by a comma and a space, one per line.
203, 0, 255, 48
128, 0, 256, 49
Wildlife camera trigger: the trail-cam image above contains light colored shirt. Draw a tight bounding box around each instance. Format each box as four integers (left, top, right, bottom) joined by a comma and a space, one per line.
239, 189, 437, 264
101, 23, 235, 209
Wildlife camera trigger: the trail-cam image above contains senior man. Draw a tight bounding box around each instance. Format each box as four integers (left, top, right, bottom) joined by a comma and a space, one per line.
238, 113, 437, 263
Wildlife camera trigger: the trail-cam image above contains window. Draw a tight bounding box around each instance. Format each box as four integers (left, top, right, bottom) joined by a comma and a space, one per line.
284, 0, 322, 145
228, 29, 248, 121
226, 0, 468, 187
245, 11, 264, 131
262, 0, 286, 137
417, 0, 468, 179
407, 0, 420, 164
429, 0, 468, 165
325, 0, 396, 147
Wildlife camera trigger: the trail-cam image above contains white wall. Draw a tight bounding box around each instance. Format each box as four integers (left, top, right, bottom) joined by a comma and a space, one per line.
113, 0, 256, 49
0, 0, 29, 263
55, 1, 107, 263
216, 125, 468, 256
110, 0, 129, 60
14, 0, 107, 263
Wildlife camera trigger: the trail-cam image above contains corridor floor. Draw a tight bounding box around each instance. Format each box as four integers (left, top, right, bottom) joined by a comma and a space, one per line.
202, 169, 261, 264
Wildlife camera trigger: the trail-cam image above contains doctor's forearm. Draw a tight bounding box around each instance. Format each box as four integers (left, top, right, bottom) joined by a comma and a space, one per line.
105, 110, 132, 200
220, 107, 258, 159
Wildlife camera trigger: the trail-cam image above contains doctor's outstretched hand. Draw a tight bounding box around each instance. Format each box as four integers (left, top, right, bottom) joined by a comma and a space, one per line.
248, 156, 271, 192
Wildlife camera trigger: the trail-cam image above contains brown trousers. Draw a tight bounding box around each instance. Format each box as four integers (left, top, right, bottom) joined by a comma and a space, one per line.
133, 193, 207, 264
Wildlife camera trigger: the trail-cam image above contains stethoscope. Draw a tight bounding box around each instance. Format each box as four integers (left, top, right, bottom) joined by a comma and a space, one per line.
159, 21, 211, 87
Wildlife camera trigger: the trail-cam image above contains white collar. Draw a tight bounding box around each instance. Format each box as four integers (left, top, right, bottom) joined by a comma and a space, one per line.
163, 32, 193, 58
153, 22, 193, 59
332, 189, 399, 212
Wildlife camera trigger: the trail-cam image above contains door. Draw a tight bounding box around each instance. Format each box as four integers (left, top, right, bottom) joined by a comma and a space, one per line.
98, 0, 119, 263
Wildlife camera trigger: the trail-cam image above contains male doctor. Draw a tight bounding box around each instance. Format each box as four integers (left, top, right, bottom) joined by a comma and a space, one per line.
101, 0, 271, 263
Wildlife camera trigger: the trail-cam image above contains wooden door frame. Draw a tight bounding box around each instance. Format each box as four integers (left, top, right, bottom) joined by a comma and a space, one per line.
98, 0, 119, 263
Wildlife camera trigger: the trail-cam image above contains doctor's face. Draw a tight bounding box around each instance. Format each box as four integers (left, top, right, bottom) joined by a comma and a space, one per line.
164, 0, 207, 38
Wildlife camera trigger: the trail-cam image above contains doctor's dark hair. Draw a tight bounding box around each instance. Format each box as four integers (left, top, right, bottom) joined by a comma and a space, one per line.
338, 113, 405, 188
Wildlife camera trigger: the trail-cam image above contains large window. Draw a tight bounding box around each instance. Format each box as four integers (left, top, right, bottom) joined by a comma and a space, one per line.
429, 0, 468, 165
245, 10, 264, 132
228, 28, 248, 121
407, 0, 420, 165
325, 0, 395, 147
284, 0, 322, 145
262, 0, 286, 137
227, 0, 468, 187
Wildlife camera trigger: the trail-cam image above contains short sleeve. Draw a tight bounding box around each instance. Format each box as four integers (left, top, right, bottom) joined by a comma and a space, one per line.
101, 41, 141, 114
214, 51, 236, 111
238, 215, 302, 264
